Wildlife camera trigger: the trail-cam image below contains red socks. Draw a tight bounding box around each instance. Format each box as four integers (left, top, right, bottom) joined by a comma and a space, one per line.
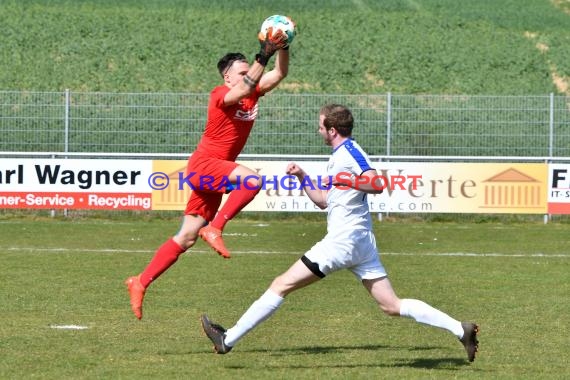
139, 182, 260, 287
140, 238, 186, 287
211, 185, 261, 230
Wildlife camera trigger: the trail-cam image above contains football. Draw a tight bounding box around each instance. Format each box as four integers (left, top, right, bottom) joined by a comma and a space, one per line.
259, 15, 296, 46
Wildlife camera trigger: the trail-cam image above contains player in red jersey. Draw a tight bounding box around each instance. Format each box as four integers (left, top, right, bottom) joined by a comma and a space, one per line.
125, 26, 291, 320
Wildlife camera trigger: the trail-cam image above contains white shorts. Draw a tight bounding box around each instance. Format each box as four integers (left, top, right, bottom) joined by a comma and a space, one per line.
303, 229, 387, 281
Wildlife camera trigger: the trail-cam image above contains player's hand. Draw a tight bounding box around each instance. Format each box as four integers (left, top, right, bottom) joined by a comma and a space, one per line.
320, 176, 333, 189
286, 162, 304, 178
258, 27, 288, 58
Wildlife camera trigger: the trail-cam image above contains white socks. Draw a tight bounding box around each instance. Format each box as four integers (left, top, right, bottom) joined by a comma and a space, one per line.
224, 295, 465, 348
399, 298, 464, 338
224, 289, 284, 347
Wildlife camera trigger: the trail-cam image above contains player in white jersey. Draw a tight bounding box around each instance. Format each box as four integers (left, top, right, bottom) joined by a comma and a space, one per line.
325, 137, 375, 234
201, 104, 479, 362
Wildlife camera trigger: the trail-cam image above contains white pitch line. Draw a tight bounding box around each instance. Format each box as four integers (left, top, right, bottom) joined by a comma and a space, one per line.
4, 247, 153, 253
2, 247, 569, 258
49, 325, 89, 330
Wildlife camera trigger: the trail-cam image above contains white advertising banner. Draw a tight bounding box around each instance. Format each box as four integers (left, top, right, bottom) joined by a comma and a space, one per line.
0, 159, 154, 210
547, 163, 570, 214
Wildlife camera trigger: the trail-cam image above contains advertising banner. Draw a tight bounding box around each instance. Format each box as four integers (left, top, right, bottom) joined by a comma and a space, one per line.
0, 158, 556, 214
0, 159, 153, 210
547, 163, 570, 214
150, 160, 549, 214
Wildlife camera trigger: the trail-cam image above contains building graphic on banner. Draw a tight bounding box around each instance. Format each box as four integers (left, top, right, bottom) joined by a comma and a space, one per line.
481, 168, 542, 209
152, 165, 189, 210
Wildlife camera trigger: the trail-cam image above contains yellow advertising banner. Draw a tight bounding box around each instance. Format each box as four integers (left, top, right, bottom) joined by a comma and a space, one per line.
370, 162, 548, 214
150, 160, 548, 214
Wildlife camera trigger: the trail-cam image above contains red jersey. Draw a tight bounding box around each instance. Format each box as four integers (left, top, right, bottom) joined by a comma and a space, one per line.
194, 85, 263, 161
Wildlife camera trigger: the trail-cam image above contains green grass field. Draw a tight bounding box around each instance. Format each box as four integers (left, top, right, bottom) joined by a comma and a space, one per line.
1, 0, 569, 94
1, 216, 569, 379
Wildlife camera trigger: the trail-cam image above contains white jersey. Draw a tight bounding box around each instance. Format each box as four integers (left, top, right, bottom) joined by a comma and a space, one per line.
325, 138, 374, 234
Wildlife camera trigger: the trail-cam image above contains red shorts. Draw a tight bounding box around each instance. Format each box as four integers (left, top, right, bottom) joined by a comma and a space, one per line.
183, 153, 238, 221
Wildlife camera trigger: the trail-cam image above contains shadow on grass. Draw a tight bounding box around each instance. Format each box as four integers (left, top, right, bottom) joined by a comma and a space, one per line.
392, 357, 470, 369
241, 343, 448, 355
185, 344, 473, 370
258, 343, 395, 354
224, 357, 470, 371
175, 344, 396, 356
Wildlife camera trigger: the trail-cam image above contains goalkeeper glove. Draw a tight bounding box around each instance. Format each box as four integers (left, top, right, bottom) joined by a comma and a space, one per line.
256, 27, 288, 66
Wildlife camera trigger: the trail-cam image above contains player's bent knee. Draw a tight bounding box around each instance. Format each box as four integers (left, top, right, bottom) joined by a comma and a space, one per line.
244, 177, 262, 190
269, 275, 293, 297
174, 235, 197, 250
378, 303, 400, 316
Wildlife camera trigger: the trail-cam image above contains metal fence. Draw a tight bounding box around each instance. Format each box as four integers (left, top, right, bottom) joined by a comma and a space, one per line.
1, 90, 569, 158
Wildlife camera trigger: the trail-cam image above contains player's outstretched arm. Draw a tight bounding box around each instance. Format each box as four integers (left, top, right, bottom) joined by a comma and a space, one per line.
259, 48, 289, 94
286, 162, 328, 209
223, 28, 287, 106
223, 62, 266, 106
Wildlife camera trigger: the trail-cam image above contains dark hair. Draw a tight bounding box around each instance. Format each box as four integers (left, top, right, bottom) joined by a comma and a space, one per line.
320, 104, 354, 137
217, 53, 247, 77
